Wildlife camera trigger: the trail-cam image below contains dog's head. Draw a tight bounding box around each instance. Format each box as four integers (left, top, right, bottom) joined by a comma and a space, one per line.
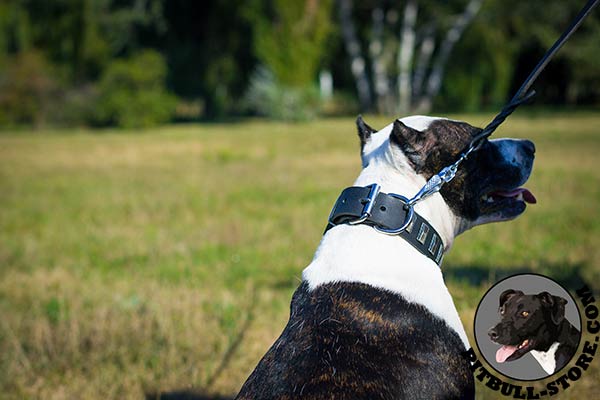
355, 115, 535, 241
488, 289, 567, 363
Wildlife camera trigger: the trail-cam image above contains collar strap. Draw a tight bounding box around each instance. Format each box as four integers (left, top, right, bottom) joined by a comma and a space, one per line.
325, 184, 445, 266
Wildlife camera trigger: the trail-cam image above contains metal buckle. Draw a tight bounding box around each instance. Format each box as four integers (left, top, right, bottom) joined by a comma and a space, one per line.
373, 193, 415, 235
347, 183, 381, 225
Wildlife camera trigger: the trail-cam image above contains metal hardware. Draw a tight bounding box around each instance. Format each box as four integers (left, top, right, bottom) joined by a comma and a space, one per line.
373, 193, 415, 235
405, 218, 415, 233
435, 245, 444, 263
403, 0, 598, 210
324, 185, 443, 266
407, 150, 471, 207
347, 183, 381, 225
416, 223, 429, 244
428, 235, 438, 254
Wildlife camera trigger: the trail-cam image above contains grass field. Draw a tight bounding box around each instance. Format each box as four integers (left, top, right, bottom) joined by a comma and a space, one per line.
1, 112, 599, 399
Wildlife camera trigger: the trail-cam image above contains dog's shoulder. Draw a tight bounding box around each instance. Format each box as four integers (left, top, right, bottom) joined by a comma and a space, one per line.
236, 282, 474, 400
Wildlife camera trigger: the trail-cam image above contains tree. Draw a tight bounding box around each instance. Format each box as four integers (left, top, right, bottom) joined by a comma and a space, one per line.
413, 0, 482, 112
242, 0, 334, 120
94, 49, 177, 128
493, 0, 600, 106
245, 0, 334, 87
338, 0, 372, 111
338, 0, 483, 114
0, 50, 57, 127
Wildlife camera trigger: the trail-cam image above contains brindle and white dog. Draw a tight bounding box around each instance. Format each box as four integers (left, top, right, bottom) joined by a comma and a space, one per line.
236, 116, 536, 400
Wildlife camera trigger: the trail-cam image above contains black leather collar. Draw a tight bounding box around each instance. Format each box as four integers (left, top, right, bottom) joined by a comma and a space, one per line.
325, 185, 445, 266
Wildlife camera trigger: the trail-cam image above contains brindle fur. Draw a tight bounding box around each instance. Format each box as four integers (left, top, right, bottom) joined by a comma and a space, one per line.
236, 282, 474, 400
390, 119, 534, 221
356, 115, 377, 151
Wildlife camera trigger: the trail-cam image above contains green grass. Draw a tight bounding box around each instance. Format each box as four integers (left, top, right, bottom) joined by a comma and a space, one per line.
1, 112, 599, 399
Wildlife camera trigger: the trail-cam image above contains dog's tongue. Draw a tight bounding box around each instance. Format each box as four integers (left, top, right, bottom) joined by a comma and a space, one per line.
491, 188, 537, 204
496, 345, 518, 363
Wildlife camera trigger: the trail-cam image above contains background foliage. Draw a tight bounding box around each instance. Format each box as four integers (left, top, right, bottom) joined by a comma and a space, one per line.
94, 50, 177, 128
0, 0, 598, 127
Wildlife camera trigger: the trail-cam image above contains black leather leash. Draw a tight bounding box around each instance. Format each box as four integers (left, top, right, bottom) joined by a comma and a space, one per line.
325, 185, 445, 266
421, 0, 600, 184
469, 0, 599, 151
325, 0, 598, 267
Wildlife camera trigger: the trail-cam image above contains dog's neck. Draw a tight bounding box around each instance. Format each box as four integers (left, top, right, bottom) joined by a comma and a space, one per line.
355, 143, 459, 248
302, 140, 469, 347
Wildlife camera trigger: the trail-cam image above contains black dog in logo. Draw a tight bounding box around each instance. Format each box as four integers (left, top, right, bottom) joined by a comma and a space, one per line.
488, 289, 579, 375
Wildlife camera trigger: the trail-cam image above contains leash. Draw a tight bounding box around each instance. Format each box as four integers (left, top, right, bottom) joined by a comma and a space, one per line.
326, 0, 598, 266
410, 0, 599, 207
469, 0, 600, 152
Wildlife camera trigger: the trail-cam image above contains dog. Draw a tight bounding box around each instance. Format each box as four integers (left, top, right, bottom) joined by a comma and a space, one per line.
488, 289, 579, 375
236, 115, 536, 399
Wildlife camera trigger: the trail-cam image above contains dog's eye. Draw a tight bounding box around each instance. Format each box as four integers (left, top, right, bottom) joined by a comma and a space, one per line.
521, 311, 529, 317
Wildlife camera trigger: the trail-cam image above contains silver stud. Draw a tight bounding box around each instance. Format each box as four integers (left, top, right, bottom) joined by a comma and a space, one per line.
417, 224, 429, 244
428, 235, 437, 254
435, 245, 444, 263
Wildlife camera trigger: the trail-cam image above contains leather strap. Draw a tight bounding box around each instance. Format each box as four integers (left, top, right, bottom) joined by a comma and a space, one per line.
325, 186, 445, 266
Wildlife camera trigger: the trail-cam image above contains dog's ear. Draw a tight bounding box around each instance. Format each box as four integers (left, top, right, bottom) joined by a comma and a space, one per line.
390, 119, 436, 171
538, 292, 567, 325
499, 289, 523, 308
356, 115, 376, 151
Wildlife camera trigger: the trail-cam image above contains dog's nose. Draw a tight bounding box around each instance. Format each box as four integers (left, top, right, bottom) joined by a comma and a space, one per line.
488, 328, 499, 341
522, 140, 535, 155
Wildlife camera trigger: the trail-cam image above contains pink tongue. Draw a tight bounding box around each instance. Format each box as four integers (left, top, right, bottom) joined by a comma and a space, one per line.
496, 345, 518, 363
491, 188, 537, 204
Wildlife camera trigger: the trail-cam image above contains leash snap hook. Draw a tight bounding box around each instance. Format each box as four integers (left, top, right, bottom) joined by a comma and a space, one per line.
438, 164, 458, 183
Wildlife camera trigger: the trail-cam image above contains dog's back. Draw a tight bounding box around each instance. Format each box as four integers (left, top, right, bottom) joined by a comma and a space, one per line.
236, 115, 536, 399
236, 282, 473, 400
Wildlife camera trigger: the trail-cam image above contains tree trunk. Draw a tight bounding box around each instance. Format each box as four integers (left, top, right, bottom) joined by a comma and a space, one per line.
397, 0, 418, 114
370, 6, 390, 114
416, 0, 483, 113
338, 0, 372, 111
412, 24, 436, 102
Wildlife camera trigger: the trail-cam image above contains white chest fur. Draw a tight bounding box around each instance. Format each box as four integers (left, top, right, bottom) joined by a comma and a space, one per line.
302, 224, 469, 348
303, 116, 469, 348
530, 342, 560, 374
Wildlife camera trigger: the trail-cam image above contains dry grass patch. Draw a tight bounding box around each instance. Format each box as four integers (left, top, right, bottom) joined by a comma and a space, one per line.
1, 112, 599, 398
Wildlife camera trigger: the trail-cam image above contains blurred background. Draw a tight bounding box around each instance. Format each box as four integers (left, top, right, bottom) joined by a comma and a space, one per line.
0, 1, 599, 400
0, 0, 599, 127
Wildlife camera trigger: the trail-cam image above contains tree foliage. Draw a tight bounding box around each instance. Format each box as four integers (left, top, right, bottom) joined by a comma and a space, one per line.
0, 50, 57, 126
245, 0, 334, 87
0, 0, 597, 128
244, 66, 321, 121
95, 50, 177, 128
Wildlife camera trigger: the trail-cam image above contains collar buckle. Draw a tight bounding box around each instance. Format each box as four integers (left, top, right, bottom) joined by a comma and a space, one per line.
346, 183, 381, 225
325, 185, 444, 266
